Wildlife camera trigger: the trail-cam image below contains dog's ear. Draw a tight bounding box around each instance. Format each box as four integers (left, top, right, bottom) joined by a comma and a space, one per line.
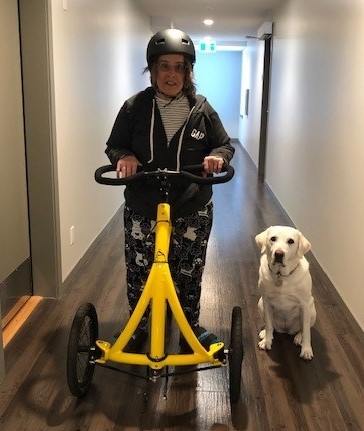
297, 231, 311, 257
255, 229, 268, 253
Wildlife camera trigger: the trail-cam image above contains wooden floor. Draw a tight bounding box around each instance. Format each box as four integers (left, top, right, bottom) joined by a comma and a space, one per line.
1, 144, 364, 430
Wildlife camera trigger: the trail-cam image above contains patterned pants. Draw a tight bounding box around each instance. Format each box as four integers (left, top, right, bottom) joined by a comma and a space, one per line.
124, 201, 213, 330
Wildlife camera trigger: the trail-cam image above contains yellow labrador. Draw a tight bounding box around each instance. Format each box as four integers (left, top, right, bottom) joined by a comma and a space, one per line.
255, 226, 316, 360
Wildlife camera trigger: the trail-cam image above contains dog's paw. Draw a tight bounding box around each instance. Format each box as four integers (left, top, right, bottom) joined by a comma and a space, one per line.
294, 332, 303, 346
259, 329, 266, 340
258, 338, 272, 351
300, 345, 314, 360
258, 329, 273, 350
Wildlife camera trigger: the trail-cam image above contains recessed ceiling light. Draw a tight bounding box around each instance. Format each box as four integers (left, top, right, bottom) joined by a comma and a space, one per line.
203, 19, 214, 27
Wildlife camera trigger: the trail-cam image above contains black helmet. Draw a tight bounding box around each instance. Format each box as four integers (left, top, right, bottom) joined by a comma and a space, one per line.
146, 28, 196, 67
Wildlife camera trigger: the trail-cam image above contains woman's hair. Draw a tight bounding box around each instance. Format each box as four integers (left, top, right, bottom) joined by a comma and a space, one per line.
144, 55, 196, 98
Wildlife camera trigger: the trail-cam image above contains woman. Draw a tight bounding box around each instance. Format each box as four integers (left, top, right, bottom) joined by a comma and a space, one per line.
105, 28, 235, 352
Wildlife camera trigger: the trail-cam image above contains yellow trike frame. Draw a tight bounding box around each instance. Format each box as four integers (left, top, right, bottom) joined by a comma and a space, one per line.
95, 200, 225, 371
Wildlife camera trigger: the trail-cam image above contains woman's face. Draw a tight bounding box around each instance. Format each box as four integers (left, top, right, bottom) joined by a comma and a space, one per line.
155, 54, 187, 99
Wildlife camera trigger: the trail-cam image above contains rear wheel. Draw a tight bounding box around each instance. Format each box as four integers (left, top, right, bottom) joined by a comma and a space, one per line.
67, 303, 99, 397
229, 306, 243, 403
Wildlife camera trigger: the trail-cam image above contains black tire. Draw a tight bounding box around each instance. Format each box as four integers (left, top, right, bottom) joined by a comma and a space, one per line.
229, 306, 243, 403
67, 303, 99, 397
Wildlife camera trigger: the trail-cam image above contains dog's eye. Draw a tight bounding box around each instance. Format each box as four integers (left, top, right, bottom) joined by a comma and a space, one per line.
287, 238, 295, 244
270, 236, 277, 242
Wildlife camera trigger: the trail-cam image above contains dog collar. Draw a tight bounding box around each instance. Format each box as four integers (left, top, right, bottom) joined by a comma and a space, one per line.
268, 262, 300, 287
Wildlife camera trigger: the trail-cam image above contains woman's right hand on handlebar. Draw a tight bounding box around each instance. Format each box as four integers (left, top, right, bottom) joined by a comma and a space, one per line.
116, 155, 141, 178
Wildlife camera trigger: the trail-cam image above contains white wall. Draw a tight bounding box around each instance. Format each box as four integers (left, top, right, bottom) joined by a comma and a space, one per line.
50, 0, 150, 280
195, 50, 242, 138
239, 41, 264, 164
241, 0, 364, 330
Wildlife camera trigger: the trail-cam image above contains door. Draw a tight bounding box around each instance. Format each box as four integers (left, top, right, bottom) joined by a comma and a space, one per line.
0, 0, 33, 328
258, 36, 273, 181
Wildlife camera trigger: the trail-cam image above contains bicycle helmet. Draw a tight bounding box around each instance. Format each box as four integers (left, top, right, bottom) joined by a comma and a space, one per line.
146, 28, 196, 68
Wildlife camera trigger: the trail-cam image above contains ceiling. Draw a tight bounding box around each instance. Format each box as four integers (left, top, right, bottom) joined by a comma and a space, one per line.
135, 0, 285, 46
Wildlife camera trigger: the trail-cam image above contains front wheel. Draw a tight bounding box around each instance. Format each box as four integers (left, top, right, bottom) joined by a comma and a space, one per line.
229, 306, 243, 403
67, 303, 99, 397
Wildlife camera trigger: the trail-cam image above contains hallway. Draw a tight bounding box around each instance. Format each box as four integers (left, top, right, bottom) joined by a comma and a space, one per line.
1, 144, 364, 430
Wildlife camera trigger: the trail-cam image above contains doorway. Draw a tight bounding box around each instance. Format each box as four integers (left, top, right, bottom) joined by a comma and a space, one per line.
258, 36, 273, 181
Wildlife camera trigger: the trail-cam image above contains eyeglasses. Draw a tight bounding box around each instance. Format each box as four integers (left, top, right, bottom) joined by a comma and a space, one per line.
157, 62, 187, 74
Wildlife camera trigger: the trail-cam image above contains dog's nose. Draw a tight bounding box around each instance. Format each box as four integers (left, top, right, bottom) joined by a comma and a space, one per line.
274, 250, 284, 264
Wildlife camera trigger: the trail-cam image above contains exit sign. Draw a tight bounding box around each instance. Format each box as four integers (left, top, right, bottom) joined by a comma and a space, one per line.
199, 40, 216, 53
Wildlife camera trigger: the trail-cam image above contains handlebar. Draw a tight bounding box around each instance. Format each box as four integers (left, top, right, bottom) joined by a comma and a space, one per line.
94, 164, 234, 186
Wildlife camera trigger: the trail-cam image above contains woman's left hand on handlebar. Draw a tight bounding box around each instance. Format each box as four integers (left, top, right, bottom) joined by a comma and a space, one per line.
203, 156, 224, 174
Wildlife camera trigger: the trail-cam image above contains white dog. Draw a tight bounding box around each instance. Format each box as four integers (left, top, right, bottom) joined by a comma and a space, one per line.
255, 226, 316, 360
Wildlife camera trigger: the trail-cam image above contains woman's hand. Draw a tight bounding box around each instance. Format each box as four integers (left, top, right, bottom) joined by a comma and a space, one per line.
203, 156, 224, 174
116, 155, 141, 178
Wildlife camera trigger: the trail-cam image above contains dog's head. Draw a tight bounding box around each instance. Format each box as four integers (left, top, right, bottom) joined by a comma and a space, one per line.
255, 226, 311, 267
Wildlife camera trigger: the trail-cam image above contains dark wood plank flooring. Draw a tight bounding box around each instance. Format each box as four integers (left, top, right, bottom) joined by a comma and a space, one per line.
1, 144, 364, 430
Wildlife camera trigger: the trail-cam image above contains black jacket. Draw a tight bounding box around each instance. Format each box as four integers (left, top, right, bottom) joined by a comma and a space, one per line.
106, 87, 235, 219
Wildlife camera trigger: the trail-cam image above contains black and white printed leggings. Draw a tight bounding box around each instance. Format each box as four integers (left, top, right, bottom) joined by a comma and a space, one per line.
124, 201, 213, 330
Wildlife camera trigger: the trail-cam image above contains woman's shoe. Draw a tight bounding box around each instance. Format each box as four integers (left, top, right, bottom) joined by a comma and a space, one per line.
113, 327, 148, 352
180, 326, 222, 354
124, 327, 148, 352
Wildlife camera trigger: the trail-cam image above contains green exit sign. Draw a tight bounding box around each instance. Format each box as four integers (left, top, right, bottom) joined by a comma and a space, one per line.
200, 40, 216, 53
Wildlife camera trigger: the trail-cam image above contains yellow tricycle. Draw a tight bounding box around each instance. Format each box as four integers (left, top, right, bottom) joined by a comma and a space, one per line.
66, 164, 243, 403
